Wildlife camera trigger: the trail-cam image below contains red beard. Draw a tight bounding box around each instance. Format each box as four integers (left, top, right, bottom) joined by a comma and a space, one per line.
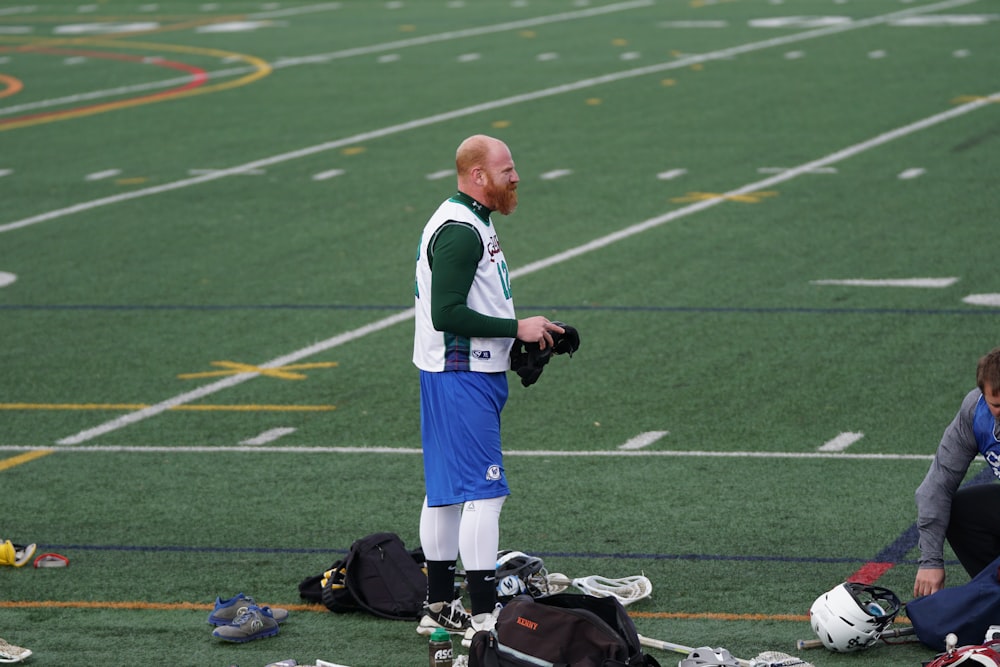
486, 177, 518, 215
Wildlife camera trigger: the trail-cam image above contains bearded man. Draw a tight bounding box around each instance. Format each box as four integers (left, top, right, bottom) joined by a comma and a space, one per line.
412, 134, 563, 646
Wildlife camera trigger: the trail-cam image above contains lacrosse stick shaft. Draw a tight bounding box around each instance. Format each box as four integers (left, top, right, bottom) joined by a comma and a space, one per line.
638, 635, 705, 658
795, 624, 915, 650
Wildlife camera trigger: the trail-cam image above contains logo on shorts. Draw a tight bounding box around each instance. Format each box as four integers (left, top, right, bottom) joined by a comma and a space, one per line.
485, 465, 502, 481
472, 350, 491, 359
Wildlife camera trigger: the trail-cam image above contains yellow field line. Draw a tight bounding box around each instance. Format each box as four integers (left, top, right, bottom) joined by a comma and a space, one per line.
0, 403, 335, 412
178, 361, 339, 381
0, 449, 55, 471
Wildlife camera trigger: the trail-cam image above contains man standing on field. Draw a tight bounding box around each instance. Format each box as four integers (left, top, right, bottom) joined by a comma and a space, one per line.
412, 134, 562, 646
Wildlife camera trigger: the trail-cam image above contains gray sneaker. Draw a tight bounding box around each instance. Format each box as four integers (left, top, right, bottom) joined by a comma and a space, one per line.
416, 598, 472, 636
208, 592, 289, 625
212, 605, 280, 643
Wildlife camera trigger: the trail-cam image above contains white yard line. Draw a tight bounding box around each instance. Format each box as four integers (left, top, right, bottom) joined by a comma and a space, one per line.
17, 0, 986, 445
0, 0, 977, 234
618, 431, 670, 450
509, 90, 999, 280
54, 87, 1000, 445
267, 0, 655, 65
240, 427, 297, 445
810, 278, 959, 288
818, 432, 865, 452
57, 309, 414, 444
248, 2, 344, 20
0, 1, 652, 118
0, 444, 942, 460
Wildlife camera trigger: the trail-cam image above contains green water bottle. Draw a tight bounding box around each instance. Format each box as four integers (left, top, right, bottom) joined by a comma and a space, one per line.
429, 627, 454, 667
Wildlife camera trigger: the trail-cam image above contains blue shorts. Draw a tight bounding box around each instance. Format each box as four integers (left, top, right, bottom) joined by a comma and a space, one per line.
420, 370, 510, 506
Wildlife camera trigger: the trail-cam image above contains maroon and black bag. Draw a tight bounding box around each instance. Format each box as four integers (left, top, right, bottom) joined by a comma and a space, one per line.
468, 592, 660, 667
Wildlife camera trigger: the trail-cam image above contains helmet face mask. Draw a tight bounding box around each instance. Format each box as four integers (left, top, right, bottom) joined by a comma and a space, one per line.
495, 550, 549, 601
809, 583, 901, 652
678, 646, 740, 667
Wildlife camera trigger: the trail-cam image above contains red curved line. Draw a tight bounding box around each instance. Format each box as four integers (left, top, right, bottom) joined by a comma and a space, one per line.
0, 46, 208, 127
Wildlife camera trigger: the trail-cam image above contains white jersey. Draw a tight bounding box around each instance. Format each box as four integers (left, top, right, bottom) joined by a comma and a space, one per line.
413, 195, 515, 373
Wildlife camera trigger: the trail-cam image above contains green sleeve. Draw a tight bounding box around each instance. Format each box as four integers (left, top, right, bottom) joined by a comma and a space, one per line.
430, 224, 518, 338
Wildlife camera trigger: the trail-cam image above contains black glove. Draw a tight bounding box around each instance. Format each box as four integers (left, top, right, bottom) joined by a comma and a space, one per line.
509, 321, 580, 387
549, 322, 580, 357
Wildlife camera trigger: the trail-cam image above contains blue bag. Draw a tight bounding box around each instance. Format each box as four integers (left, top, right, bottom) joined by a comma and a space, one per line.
908, 556, 1000, 651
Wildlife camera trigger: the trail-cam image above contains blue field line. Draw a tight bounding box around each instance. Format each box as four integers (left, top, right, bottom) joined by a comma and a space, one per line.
47, 463, 997, 569
862, 466, 996, 570
542, 552, 926, 566
871, 523, 921, 564
29, 543, 954, 567
1, 303, 998, 316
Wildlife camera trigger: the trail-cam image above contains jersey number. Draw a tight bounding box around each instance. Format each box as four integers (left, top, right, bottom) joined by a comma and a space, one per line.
497, 260, 512, 299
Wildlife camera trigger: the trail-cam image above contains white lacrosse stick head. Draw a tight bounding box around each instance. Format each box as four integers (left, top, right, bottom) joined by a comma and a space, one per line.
572, 574, 653, 606
678, 646, 740, 667
754, 651, 815, 667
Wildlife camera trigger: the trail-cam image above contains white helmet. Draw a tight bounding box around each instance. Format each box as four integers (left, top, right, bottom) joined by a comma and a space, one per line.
809, 582, 901, 652
495, 550, 549, 601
